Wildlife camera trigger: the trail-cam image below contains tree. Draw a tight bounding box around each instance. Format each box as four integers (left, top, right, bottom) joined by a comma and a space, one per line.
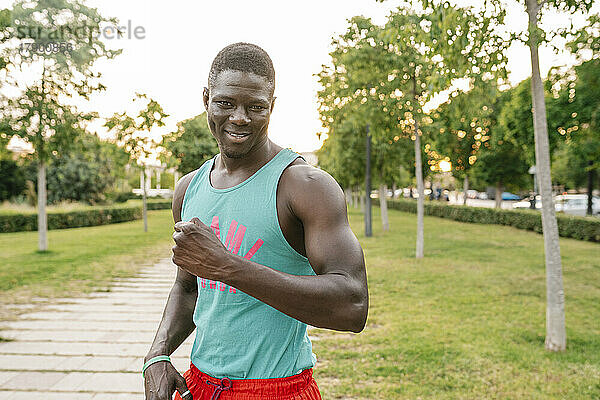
431, 78, 498, 204
161, 112, 218, 175
317, 48, 411, 231
44, 132, 128, 204
497, 79, 562, 166
554, 14, 600, 215
0, 159, 26, 201
472, 134, 530, 208
518, 0, 596, 352
105, 93, 168, 232
0, 119, 12, 160
327, 2, 507, 257
316, 119, 366, 208
0, 0, 120, 250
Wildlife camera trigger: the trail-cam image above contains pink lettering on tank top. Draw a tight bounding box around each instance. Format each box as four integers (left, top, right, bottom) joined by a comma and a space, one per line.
198, 216, 264, 295
244, 239, 264, 259
210, 216, 220, 237
224, 220, 238, 250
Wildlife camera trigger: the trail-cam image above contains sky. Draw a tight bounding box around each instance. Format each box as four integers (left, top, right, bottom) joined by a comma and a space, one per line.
2, 0, 595, 154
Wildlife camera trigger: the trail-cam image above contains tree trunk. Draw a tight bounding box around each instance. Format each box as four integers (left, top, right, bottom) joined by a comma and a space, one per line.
352, 188, 358, 209
173, 170, 180, 190
379, 184, 389, 231
360, 191, 365, 212
37, 160, 48, 251
527, 0, 566, 352
587, 161, 594, 216
344, 187, 352, 207
463, 174, 469, 206
141, 168, 148, 232
495, 182, 503, 209
365, 126, 372, 237
414, 125, 424, 259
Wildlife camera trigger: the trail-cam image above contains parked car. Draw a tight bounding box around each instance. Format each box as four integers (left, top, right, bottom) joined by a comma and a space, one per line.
512, 194, 600, 216
413, 189, 432, 198
466, 189, 479, 199
477, 192, 488, 200
501, 192, 521, 201
555, 194, 599, 216
513, 195, 542, 210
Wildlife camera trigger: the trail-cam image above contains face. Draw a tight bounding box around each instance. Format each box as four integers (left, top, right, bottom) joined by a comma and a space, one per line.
203, 70, 275, 159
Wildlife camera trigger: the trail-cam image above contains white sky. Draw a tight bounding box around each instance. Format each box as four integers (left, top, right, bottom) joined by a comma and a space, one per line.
2, 0, 595, 153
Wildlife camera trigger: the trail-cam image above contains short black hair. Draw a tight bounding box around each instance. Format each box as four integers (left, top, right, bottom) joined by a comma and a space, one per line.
208, 42, 275, 94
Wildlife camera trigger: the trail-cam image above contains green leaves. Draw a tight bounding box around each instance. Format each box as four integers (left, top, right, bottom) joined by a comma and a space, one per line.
0, 0, 121, 162
104, 93, 168, 165
429, 78, 499, 178
317, 3, 509, 186
160, 113, 218, 175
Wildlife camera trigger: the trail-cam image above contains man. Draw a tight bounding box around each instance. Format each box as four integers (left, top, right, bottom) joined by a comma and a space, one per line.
143, 42, 368, 400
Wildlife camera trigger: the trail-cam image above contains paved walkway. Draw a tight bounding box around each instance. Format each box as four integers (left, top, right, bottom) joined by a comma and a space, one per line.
0, 258, 193, 399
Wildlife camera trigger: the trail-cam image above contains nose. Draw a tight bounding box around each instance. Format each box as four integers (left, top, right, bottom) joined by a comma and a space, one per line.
229, 106, 250, 125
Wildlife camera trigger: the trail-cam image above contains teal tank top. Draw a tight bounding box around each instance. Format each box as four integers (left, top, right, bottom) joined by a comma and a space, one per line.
181, 147, 317, 379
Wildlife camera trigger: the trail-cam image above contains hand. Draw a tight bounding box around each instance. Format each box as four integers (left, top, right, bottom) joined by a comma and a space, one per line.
172, 217, 232, 281
144, 360, 192, 400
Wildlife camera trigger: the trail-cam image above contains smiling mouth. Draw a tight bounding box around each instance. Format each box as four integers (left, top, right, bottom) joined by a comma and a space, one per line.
225, 130, 251, 140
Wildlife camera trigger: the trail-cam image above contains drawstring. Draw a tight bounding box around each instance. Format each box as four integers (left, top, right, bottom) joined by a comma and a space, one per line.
206, 377, 232, 400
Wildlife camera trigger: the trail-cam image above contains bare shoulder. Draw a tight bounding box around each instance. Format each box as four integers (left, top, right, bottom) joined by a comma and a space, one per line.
172, 169, 200, 223
280, 158, 347, 222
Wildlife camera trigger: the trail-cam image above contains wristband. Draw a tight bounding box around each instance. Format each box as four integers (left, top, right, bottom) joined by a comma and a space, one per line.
142, 355, 171, 378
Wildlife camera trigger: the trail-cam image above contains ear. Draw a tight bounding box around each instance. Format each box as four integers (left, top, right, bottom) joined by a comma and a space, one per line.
203, 87, 210, 111
270, 96, 277, 113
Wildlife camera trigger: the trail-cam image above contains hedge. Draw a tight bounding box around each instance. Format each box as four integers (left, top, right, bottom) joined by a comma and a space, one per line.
381, 199, 600, 242
0, 200, 172, 233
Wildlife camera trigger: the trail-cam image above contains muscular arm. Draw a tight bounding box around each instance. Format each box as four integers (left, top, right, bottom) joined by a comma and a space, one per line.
174, 166, 368, 333
145, 172, 199, 361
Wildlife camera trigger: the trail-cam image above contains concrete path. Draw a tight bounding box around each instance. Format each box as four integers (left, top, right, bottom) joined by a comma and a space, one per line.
0, 258, 193, 399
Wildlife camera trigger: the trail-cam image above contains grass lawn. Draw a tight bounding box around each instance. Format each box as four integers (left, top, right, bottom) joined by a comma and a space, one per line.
0, 209, 175, 314
0, 198, 168, 215
312, 207, 600, 399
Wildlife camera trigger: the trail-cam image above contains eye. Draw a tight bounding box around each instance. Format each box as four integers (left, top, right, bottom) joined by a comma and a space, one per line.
216, 101, 233, 108
249, 105, 266, 111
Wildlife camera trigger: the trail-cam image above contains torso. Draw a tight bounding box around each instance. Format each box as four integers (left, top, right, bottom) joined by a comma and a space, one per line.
197, 147, 308, 258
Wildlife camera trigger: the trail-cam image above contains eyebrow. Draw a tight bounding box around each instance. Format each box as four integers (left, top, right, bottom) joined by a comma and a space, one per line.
212, 94, 270, 106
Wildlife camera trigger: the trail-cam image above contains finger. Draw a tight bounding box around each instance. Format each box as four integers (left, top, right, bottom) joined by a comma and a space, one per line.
190, 217, 202, 227
174, 373, 193, 400
172, 231, 188, 245
174, 221, 189, 232
181, 221, 202, 234
176, 222, 198, 235
172, 231, 183, 243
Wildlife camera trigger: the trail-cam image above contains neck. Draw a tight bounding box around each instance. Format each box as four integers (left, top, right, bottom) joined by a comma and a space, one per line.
217, 138, 280, 174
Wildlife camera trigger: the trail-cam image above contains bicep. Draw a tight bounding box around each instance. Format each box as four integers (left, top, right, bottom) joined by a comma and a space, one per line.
172, 170, 198, 223
293, 171, 365, 280
172, 171, 199, 290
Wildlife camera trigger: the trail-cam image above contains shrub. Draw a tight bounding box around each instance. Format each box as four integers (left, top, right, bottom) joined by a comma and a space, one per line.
110, 191, 142, 203
383, 199, 600, 242
0, 159, 26, 201
0, 200, 171, 233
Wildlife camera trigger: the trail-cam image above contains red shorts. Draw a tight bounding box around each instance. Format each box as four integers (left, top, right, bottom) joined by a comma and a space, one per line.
173, 363, 322, 400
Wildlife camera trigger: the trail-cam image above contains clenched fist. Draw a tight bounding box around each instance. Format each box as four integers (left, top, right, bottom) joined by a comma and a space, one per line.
172, 217, 233, 281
